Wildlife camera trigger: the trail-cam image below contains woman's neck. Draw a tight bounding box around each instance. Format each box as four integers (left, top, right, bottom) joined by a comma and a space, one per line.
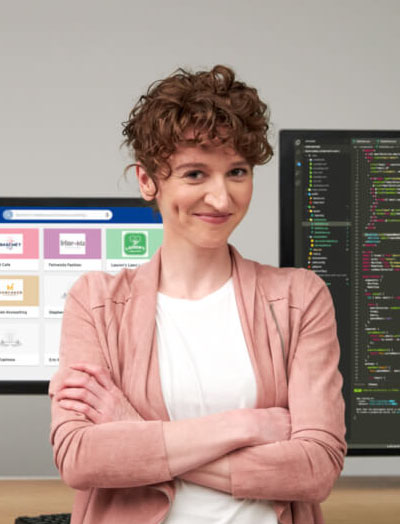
159, 242, 232, 300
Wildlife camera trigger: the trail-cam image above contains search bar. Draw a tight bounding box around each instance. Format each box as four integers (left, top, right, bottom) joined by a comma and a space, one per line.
3, 209, 113, 221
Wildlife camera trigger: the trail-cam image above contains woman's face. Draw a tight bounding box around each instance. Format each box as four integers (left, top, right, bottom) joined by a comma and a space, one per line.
137, 142, 253, 250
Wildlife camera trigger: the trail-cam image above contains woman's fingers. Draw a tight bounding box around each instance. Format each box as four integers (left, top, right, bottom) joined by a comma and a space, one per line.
69, 362, 115, 391
55, 362, 142, 423
56, 386, 100, 411
58, 398, 101, 423
58, 369, 106, 400
55, 365, 113, 422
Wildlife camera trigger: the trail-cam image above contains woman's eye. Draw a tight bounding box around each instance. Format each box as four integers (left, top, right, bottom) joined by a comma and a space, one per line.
184, 171, 204, 181
229, 168, 248, 177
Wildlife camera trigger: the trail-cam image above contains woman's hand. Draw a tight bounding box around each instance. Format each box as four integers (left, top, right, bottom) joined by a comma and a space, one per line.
250, 407, 291, 445
55, 362, 143, 424
180, 455, 231, 493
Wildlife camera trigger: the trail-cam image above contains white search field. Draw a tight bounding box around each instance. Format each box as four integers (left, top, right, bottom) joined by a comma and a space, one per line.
4, 209, 113, 221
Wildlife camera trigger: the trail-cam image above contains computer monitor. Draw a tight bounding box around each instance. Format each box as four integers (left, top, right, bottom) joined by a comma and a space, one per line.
280, 130, 400, 455
0, 198, 163, 394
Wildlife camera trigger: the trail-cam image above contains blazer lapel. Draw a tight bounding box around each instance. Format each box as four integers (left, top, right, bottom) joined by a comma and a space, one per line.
231, 246, 289, 408
264, 297, 289, 407
231, 246, 276, 408
123, 248, 170, 422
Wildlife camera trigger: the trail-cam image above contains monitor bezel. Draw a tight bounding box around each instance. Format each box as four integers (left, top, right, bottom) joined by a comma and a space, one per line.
279, 130, 400, 456
0, 196, 157, 394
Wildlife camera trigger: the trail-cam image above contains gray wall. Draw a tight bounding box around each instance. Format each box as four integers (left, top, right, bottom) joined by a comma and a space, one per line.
1, 0, 400, 477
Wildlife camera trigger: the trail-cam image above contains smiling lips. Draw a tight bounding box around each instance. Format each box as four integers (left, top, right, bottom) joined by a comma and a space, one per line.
193, 213, 232, 224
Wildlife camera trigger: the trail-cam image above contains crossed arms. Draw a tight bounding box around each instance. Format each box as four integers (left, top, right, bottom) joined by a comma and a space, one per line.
49, 273, 346, 502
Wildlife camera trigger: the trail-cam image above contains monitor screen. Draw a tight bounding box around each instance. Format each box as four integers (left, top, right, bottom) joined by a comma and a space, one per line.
0, 198, 163, 394
280, 130, 400, 455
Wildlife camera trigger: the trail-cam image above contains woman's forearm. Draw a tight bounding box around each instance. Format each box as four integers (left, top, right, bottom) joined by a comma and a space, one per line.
180, 456, 231, 493
163, 409, 257, 477
163, 406, 291, 478
52, 408, 256, 490
174, 406, 291, 492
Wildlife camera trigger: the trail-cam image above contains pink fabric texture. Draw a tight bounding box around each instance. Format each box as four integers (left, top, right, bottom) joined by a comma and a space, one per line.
49, 247, 346, 524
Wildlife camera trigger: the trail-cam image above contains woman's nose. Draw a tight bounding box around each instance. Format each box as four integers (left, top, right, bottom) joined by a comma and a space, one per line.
203, 180, 230, 210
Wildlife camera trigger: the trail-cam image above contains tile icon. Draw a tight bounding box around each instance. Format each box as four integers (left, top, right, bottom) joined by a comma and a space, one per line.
0, 332, 22, 348
0, 279, 24, 301
122, 231, 148, 257
59, 233, 86, 255
0, 234, 23, 255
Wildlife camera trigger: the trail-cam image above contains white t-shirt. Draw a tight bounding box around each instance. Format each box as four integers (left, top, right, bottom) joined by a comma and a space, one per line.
156, 278, 277, 524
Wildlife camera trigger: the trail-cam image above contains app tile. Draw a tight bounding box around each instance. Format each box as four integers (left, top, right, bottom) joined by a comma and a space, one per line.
105, 227, 163, 271
44, 228, 102, 271
0, 229, 39, 270
0, 275, 39, 318
0, 323, 40, 365
44, 274, 82, 317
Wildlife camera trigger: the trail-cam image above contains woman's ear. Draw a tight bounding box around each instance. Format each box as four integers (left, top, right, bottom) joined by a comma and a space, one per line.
136, 165, 157, 201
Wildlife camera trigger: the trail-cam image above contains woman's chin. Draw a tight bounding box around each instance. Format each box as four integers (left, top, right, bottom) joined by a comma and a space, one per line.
189, 237, 231, 251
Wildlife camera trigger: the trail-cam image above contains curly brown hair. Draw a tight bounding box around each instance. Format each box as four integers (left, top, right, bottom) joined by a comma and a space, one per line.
122, 64, 273, 198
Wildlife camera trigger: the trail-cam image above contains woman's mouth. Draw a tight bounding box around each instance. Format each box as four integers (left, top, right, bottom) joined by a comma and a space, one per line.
193, 213, 232, 224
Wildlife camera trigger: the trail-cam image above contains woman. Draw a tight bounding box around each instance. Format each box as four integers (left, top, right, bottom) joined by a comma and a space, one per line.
49, 65, 346, 524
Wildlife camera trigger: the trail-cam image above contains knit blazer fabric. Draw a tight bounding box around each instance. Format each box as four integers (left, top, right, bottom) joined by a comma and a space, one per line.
49, 246, 347, 524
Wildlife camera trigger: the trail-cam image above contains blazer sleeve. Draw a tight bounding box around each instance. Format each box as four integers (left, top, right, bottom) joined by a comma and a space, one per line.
49, 274, 173, 490
228, 269, 347, 503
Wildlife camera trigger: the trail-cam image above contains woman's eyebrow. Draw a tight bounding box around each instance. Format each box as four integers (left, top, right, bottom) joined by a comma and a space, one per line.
229, 161, 251, 168
174, 161, 249, 171
174, 162, 208, 171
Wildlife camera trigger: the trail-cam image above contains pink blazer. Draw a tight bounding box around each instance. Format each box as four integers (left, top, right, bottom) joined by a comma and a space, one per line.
49, 246, 346, 524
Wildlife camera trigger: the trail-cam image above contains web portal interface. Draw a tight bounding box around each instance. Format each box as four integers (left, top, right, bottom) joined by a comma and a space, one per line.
0, 204, 163, 382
